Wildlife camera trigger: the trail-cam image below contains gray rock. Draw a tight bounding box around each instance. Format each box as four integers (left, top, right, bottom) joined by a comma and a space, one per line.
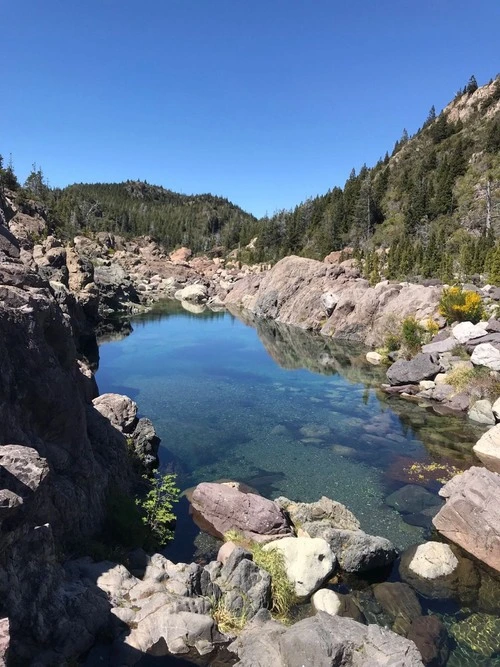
275, 495, 360, 531
468, 399, 495, 425
130, 417, 160, 471
92, 393, 138, 433
387, 353, 441, 386
229, 612, 424, 666
220, 556, 272, 618
303, 521, 397, 573
486, 318, 500, 333
421, 337, 456, 355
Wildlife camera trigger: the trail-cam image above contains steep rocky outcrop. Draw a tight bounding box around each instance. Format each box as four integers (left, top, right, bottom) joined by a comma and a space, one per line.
0, 199, 136, 661
224, 256, 441, 346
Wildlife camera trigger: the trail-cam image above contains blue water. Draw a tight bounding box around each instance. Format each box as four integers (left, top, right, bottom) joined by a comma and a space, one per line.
96, 302, 500, 666
96, 302, 483, 552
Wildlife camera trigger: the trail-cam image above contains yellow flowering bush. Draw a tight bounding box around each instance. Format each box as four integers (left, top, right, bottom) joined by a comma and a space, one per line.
439, 286, 485, 324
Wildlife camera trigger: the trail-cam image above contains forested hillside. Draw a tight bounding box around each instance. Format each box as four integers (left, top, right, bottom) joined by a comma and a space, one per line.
251, 75, 500, 280
1, 75, 499, 280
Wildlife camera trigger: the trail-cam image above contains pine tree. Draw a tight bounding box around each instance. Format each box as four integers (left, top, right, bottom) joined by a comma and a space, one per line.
424, 105, 436, 127
466, 75, 478, 95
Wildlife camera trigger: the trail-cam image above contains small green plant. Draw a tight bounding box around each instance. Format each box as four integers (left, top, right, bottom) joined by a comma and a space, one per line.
401, 316, 426, 355
384, 332, 401, 352
439, 286, 485, 324
451, 344, 471, 360
137, 472, 179, 546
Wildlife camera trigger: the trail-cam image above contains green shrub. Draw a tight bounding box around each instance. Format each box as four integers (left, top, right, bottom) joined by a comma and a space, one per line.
137, 472, 179, 547
439, 286, 485, 324
384, 332, 401, 352
401, 317, 426, 355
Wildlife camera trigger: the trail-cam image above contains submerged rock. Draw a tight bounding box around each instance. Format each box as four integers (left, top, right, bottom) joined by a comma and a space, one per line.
468, 399, 495, 425
228, 611, 424, 666
407, 616, 449, 666
399, 542, 478, 601
449, 613, 500, 658
385, 484, 443, 515
372, 582, 422, 636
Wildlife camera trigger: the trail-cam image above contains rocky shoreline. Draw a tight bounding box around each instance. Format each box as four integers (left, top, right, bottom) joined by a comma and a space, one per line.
1, 190, 500, 665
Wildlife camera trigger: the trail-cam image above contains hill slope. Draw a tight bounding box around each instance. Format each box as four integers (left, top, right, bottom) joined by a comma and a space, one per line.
248, 75, 500, 278
49, 181, 259, 253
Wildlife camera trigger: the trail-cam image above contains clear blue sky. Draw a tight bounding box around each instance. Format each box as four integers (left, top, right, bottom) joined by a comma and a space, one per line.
2, 1, 499, 218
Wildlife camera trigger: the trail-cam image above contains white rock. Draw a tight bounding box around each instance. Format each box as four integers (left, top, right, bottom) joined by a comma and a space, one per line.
321, 291, 338, 315
174, 284, 208, 303
434, 373, 449, 385
408, 542, 458, 579
419, 380, 436, 390
311, 589, 342, 615
473, 424, 500, 473
366, 351, 382, 365
493, 397, 500, 421
263, 537, 336, 598
452, 321, 488, 344
471, 343, 500, 371
468, 399, 495, 425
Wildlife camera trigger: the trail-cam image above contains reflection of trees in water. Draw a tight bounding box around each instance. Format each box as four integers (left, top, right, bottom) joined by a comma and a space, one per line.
231, 307, 384, 387
233, 307, 485, 468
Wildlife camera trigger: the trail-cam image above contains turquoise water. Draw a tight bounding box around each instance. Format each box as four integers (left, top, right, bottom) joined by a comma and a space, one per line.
96, 302, 500, 665
96, 302, 483, 551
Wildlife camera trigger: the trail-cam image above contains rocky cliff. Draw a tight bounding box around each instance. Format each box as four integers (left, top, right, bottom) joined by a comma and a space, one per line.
224, 255, 442, 346
0, 196, 143, 662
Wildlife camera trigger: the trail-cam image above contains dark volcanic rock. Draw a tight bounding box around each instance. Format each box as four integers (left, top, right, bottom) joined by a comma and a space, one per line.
387, 353, 441, 385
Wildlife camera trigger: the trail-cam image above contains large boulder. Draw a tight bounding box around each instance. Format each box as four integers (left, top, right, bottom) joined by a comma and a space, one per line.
229, 611, 424, 666
386, 354, 441, 386
92, 393, 138, 433
174, 283, 208, 303
303, 521, 397, 573
190, 482, 291, 541
433, 467, 500, 573
473, 424, 500, 472
470, 342, 500, 370
169, 247, 192, 264
262, 537, 336, 598
452, 321, 488, 344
